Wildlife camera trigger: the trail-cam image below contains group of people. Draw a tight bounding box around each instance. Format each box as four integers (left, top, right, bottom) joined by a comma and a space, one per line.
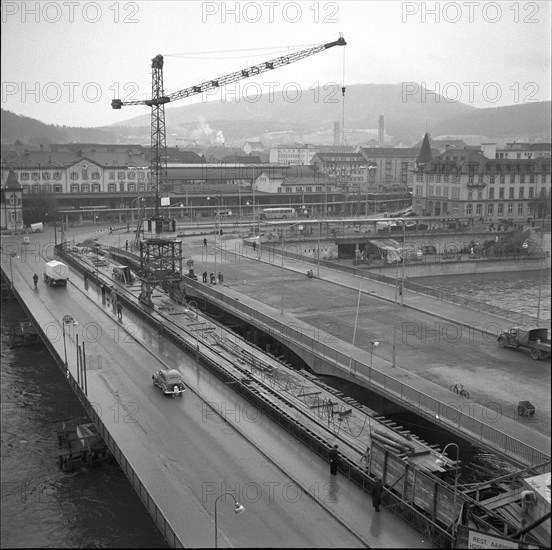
329, 444, 383, 512
202, 271, 224, 285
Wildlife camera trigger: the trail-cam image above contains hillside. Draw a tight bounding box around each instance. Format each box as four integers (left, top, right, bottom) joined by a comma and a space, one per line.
2, 83, 551, 147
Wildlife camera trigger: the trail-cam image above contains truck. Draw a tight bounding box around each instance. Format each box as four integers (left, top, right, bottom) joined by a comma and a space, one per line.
43, 261, 69, 287
29, 222, 44, 233
497, 327, 551, 361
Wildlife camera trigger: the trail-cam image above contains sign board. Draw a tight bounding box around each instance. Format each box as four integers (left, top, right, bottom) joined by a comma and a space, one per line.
456, 525, 544, 549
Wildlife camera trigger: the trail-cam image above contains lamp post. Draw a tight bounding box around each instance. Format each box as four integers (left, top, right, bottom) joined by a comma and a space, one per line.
400, 220, 406, 306
246, 199, 259, 236
370, 340, 379, 369
392, 256, 399, 367
214, 492, 245, 548
130, 196, 144, 225
8, 252, 18, 289
436, 443, 460, 532
62, 314, 77, 370
207, 196, 221, 279
348, 281, 363, 375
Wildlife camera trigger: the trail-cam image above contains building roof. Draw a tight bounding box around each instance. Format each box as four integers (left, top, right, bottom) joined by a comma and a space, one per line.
416, 133, 433, 164
360, 147, 421, 158
2, 169, 22, 190
221, 155, 263, 164
312, 152, 365, 161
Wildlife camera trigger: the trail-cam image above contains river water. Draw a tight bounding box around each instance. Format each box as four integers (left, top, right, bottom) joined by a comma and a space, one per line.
1, 270, 550, 547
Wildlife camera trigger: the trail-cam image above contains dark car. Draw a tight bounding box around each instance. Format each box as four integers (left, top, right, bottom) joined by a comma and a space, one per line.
152, 369, 186, 397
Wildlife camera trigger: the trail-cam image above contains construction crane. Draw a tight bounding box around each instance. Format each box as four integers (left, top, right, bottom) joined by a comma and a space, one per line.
112, 35, 346, 216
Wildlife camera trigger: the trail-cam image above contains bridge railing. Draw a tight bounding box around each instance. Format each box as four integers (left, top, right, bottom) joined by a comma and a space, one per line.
201, 281, 550, 470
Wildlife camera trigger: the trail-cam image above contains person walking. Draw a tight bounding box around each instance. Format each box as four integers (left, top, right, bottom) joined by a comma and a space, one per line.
33, 273, 39, 288
329, 444, 339, 475
372, 479, 383, 512
125, 240, 129, 251
203, 237, 208, 247
116, 302, 123, 321
218, 272, 223, 285
202, 271, 208, 283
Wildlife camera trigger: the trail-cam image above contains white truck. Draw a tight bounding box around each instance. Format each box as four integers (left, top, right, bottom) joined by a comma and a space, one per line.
43, 261, 69, 287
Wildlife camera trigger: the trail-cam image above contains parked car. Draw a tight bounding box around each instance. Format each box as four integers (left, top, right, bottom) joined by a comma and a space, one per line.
152, 369, 186, 397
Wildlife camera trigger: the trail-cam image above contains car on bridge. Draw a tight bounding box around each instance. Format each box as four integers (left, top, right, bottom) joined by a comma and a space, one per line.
152, 369, 186, 397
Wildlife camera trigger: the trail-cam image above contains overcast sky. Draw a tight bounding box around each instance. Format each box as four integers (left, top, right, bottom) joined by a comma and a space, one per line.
2, 0, 551, 128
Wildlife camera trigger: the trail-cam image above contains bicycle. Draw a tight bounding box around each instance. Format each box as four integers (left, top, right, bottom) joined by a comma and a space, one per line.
450, 383, 469, 398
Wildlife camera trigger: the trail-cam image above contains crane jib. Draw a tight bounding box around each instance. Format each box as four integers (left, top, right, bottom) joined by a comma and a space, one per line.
111, 35, 346, 109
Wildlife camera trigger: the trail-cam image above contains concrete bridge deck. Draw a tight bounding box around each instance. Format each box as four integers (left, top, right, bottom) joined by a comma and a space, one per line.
1, 230, 433, 548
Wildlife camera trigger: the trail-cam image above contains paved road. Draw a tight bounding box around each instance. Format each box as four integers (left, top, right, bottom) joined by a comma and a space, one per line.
2, 227, 433, 548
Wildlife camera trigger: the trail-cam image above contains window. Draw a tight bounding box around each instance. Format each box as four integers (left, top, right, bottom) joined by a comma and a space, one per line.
416, 173, 423, 182
108, 183, 116, 192
476, 204, 482, 215
316, 186, 322, 192
128, 183, 136, 192
118, 171, 126, 179
529, 187, 534, 198
81, 169, 88, 180
477, 190, 483, 200
498, 203, 504, 214
488, 188, 495, 199
436, 175, 442, 183
43, 172, 50, 180
468, 174, 474, 184
518, 203, 524, 214
489, 175, 495, 184
416, 185, 423, 196
507, 203, 513, 214
91, 172, 100, 180
451, 187, 460, 198
519, 187, 524, 198
32, 184, 40, 193
43, 184, 51, 193
54, 185, 62, 193
435, 186, 441, 196
31, 172, 39, 181
53, 172, 61, 180
529, 174, 535, 184
306, 186, 312, 192
109, 171, 115, 180
443, 174, 449, 183
71, 172, 78, 180
71, 184, 79, 193
428, 174, 434, 183
466, 204, 473, 215
22, 185, 29, 193
21, 172, 29, 180
542, 174, 547, 183
138, 183, 145, 192
509, 188, 515, 199
500, 175, 505, 184
520, 174, 525, 184
510, 174, 515, 183
119, 182, 125, 192
138, 171, 145, 179
499, 188, 505, 199
81, 184, 90, 193
487, 203, 494, 215
92, 183, 100, 192
467, 190, 473, 200
477, 174, 484, 184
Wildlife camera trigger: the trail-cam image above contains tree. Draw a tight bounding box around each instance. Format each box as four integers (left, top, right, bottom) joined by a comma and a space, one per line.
22, 193, 58, 225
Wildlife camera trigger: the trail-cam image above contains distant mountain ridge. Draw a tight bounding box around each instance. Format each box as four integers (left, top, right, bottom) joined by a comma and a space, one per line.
2, 83, 550, 147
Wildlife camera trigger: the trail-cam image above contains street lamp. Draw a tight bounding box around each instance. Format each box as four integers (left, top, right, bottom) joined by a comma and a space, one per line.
246, 199, 259, 236
207, 196, 222, 279
436, 443, 460, 532
348, 281, 363, 375
214, 492, 245, 548
370, 341, 379, 369
62, 314, 78, 370
8, 252, 18, 289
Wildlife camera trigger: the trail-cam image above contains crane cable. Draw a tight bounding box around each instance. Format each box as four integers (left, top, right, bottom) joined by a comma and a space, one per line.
341, 45, 346, 146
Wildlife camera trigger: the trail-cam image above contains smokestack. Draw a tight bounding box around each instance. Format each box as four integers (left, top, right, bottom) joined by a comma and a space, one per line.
378, 115, 384, 147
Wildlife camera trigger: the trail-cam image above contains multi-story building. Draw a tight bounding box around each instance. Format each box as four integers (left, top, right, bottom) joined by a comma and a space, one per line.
1, 169, 24, 231
269, 144, 355, 165
413, 147, 551, 222
359, 147, 420, 190
493, 142, 551, 160
310, 152, 368, 191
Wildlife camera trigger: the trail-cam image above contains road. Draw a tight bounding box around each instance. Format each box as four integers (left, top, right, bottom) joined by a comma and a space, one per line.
174, 229, 552, 438
2, 227, 432, 548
